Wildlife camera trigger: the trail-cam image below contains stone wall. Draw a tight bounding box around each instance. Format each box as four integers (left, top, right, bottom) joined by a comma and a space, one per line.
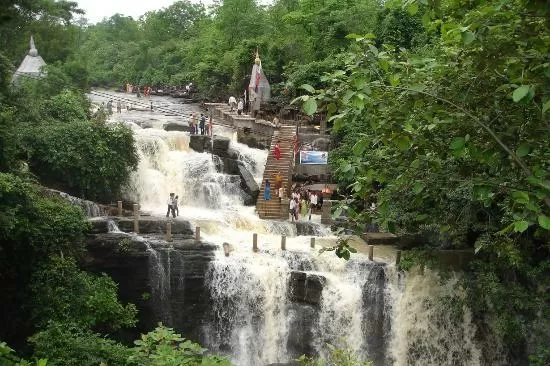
84, 217, 331, 346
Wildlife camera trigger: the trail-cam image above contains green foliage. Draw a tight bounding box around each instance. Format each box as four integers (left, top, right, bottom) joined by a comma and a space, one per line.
0, 342, 47, 366
398, 248, 438, 272
299, 0, 549, 361
40, 89, 89, 122
23, 122, 139, 201
30, 255, 137, 331
127, 324, 231, 366
29, 322, 130, 366
319, 236, 357, 261
297, 342, 373, 366
0, 173, 88, 272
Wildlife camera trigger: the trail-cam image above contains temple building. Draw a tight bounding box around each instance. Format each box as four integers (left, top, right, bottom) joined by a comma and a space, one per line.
12, 36, 47, 82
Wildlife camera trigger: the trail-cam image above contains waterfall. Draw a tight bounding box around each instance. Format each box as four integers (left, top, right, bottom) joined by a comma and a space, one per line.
206, 252, 290, 365
387, 269, 506, 366
94, 95, 506, 366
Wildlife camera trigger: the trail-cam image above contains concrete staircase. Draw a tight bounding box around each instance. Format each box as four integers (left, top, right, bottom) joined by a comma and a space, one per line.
256, 125, 296, 219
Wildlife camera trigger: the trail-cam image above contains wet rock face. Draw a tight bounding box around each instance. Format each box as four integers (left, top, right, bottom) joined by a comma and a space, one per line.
116, 218, 194, 236
83, 233, 155, 337
361, 263, 389, 366
212, 135, 230, 154
288, 271, 326, 306
83, 231, 218, 343
189, 135, 211, 153
164, 122, 189, 132
286, 304, 319, 361
238, 163, 259, 202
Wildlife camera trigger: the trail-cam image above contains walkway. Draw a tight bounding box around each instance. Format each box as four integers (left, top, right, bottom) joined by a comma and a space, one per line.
256, 125, 296, 219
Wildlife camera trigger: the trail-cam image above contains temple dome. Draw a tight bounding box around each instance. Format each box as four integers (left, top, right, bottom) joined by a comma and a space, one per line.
12, 36, 47, 82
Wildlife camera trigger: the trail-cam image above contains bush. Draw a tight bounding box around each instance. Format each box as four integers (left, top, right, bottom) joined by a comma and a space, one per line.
29, 322, 130, 366
30, 255, 137, 331
24, 122, 139, 202
127, 324, 231, 366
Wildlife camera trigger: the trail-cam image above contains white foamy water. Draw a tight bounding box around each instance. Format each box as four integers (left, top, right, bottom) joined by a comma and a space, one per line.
88, 92, 505, 366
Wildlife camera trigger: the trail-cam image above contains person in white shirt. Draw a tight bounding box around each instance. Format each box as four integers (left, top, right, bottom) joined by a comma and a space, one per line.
237, 99, 244, 115
289, 199, 296, 222
166, 193, 176, 218
228, 96, 237, 112
309, 192, 318, 220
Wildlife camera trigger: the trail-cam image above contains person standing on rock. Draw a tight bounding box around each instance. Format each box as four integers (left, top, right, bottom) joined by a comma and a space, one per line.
228, 95, 237, 112
273, 140, 282, 160
174, 195, 179, 217
289, 197, 296, 222
199, 114, 206, 135
237, 98, 244, 116
166, 193, 176, 218
116, 101, 122, 113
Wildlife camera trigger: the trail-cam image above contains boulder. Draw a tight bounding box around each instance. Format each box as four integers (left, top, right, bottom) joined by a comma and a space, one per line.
219, 157, 240, 175
237, 163, 259, 204
226, 147, 240, 160
212, 135, 230, 154
242, 192, 255, 206
189, 135, 211, 153
288, 271, 326, 306
164, 122, 189, 132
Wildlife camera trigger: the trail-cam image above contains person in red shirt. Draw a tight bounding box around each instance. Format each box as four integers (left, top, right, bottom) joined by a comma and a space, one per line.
273, 140, 281, 160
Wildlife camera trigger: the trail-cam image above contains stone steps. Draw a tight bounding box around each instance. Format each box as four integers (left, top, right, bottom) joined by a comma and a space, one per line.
256, 126, 296, 219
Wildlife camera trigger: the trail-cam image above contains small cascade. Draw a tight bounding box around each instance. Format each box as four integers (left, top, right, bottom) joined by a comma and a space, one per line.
230, 140, 267, 185
388, 270, 505, 366
107, 219, 122, 233
51, 189, 102, 217
135, 236, 186, 326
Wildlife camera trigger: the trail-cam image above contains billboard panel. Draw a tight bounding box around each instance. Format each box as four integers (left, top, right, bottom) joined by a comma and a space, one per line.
300, 150, 328, 165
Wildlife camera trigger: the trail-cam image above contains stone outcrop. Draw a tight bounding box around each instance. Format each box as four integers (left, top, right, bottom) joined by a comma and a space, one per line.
189, 135, 259, 205
189, 135, 211, 153
288, 271, 326, 306
212, 135, 230, 154
163, 122, 189, 132
83, 220, 218, 343
238, 163, 259, 203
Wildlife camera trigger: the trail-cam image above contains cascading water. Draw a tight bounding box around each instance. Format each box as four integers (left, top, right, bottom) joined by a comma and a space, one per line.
91, 93, 505, 366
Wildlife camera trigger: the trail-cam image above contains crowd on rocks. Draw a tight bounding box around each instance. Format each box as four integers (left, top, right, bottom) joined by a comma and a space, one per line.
187, 113, 213, 135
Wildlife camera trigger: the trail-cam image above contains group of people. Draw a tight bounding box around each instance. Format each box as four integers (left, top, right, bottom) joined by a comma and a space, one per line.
166, 193, 179, 218
188, 113, 212, 135
228, 95, 245, 115
289, 189, 321, 222
261, 174, 322, 222
125, 83, 153, 98
263, 171, 285, 202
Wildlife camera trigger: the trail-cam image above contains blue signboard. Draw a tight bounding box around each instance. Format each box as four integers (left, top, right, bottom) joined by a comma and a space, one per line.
300, 150, 328, 165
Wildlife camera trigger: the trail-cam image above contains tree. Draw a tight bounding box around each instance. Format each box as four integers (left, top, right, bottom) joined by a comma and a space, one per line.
295, 0, 549, 362
23, 122, 139, 202
30, 255, 137, 332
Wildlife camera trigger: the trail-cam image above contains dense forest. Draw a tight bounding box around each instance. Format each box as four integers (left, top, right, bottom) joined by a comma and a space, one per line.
0, 0, 549, 365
